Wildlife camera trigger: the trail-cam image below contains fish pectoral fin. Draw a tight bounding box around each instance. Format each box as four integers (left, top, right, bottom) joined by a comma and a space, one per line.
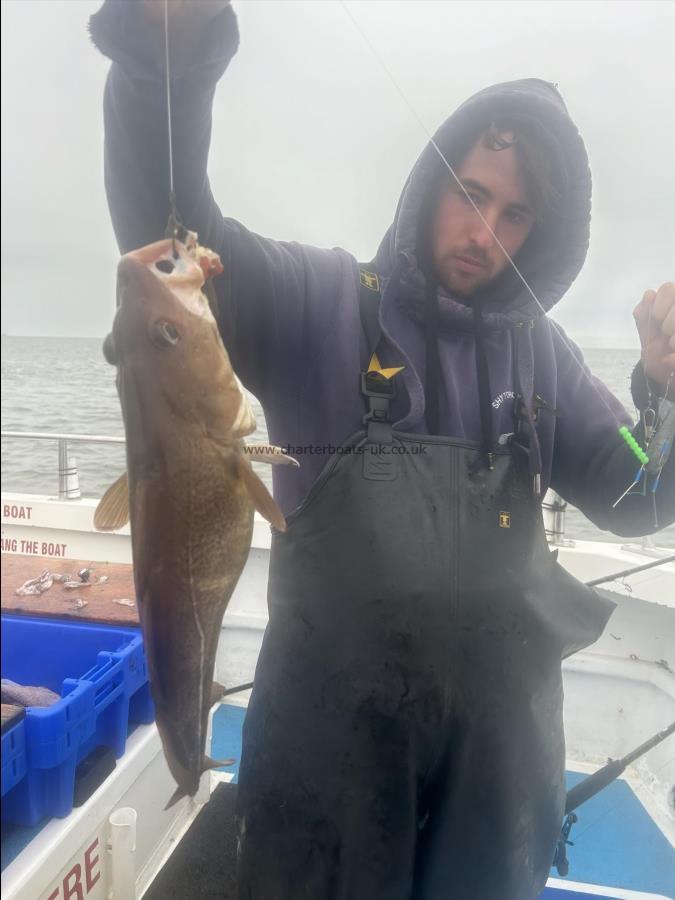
203, 755, 236, 770
236, 456, 287, 532
244, 444, 300, 467
93, 472, 129, 532
228, 374, 257, 439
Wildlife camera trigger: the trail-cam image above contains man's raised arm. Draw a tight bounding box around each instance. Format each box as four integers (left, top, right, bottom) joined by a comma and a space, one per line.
89, 0, 352, 404
89, 0, 237, 254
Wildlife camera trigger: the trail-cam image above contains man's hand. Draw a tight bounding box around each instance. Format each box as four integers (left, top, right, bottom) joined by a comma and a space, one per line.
633, 282, 675, 397
131, 0, 231, 74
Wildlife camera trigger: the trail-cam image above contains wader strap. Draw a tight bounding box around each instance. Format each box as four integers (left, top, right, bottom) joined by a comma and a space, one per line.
358, 268, 395, 453
358, 268, 382, 357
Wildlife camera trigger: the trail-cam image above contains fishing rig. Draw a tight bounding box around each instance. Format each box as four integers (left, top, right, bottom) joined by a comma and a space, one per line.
613, 376, 675, 529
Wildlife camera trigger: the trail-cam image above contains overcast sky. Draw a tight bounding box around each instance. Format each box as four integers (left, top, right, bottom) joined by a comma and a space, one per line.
1, 0, 674, 347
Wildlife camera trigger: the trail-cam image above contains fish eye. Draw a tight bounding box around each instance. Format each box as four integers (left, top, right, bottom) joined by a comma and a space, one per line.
102, 333, 118, 365
150, 321, 181, 349
155, 259, 175, 274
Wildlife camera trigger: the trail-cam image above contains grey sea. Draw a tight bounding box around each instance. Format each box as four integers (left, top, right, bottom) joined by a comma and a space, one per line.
1, 336, 673, 547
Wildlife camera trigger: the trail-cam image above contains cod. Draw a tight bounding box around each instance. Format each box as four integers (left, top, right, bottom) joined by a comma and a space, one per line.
95, 236, 296, 806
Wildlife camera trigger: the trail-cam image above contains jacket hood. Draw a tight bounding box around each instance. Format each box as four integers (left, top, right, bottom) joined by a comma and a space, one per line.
372, 78, 592, 331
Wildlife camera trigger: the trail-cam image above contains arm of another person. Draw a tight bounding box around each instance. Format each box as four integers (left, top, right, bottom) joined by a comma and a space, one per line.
89, 0, 349, 403
549, 321, 675, 538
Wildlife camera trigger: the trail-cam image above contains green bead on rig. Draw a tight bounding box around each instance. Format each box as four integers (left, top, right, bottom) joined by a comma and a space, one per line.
619, 425, 649, 466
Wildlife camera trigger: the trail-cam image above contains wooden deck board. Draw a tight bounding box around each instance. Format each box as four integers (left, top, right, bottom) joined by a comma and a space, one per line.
1, 553, 139, 626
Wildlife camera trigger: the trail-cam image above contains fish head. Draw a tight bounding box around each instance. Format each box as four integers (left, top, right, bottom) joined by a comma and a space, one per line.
109, 238, 221, 397
104, 238, 255, 441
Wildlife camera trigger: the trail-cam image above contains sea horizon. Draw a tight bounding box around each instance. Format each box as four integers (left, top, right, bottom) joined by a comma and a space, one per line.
1, 335, 671, 547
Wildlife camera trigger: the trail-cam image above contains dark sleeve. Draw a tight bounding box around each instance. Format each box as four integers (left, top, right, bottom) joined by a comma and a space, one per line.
89, 0, 347, 404
90, 0, 240, 254
549, 330, 675, 538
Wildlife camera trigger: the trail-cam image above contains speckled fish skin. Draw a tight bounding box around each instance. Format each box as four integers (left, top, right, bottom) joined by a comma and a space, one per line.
104, 239, 260, 804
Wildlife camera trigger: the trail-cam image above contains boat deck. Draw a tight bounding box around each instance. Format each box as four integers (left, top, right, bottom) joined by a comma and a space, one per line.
2, 552, 674, 896
6, 701, 670, 898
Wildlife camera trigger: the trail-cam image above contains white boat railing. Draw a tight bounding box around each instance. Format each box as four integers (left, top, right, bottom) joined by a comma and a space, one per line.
0, 430, 657, 555
542, 491, 568, 545
1, 430, 125, 501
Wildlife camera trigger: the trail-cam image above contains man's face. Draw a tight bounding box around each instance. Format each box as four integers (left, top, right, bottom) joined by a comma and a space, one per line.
430, 134, 536, 296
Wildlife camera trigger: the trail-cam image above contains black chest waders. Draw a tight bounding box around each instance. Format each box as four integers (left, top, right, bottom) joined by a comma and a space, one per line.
234, 273, 615, 900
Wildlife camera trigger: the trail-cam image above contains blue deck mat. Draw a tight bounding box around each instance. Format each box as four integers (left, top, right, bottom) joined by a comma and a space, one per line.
210, 702, 247, 782
556, 771, 674, 897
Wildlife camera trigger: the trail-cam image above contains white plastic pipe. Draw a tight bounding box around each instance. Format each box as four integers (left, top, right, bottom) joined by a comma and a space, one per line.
109, 807, 137, 900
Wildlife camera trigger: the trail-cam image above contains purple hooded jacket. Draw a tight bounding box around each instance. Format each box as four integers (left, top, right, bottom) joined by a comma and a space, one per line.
90, 2, 674, 536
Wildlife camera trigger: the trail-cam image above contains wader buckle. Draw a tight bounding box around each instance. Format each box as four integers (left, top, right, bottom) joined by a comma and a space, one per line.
361, 371, 395, 426
361, 371, 396, 399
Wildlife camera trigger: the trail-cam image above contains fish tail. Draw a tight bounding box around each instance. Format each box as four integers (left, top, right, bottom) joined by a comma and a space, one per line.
164, 783, 190, 811
163, 756, 236, 810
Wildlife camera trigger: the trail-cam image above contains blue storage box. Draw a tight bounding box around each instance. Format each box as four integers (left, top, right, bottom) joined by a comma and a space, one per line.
1, 615, 154, 826
1, 715, 27, 800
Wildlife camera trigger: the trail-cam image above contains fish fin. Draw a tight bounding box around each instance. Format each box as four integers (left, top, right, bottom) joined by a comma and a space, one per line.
164, 783, 190, 810
210, 681, 226, 707
163, 756, 237, 810
236, 457, 287, 532
244, 444, 300, 467
228, 374, 257, 439
203, 755, 236, 771
93, 472, 129, 531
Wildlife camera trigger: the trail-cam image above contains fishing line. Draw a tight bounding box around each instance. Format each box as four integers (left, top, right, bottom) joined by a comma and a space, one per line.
164, 0, 174, 198
164, 0, 182, 253
337, 1, 643, 436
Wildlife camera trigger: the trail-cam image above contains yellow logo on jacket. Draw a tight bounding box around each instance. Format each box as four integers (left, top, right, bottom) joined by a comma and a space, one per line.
367, 353, 404, 380
360, 270, 380, 292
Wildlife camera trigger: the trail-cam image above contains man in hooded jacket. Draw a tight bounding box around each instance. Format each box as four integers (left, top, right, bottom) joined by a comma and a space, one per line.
90, 2, 675, 898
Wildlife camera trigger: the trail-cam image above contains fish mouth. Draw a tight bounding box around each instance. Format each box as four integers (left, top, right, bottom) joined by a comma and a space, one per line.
117, 241, 210, 320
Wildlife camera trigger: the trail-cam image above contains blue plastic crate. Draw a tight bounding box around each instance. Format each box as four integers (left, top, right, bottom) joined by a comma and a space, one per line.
1, 716, 27, 799
1, 615, 154, 826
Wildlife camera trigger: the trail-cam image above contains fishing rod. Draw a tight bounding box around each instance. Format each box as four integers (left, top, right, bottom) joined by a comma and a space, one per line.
221, 681, 254, 697
553, 721, 675, 876
585, 553, 675, 587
